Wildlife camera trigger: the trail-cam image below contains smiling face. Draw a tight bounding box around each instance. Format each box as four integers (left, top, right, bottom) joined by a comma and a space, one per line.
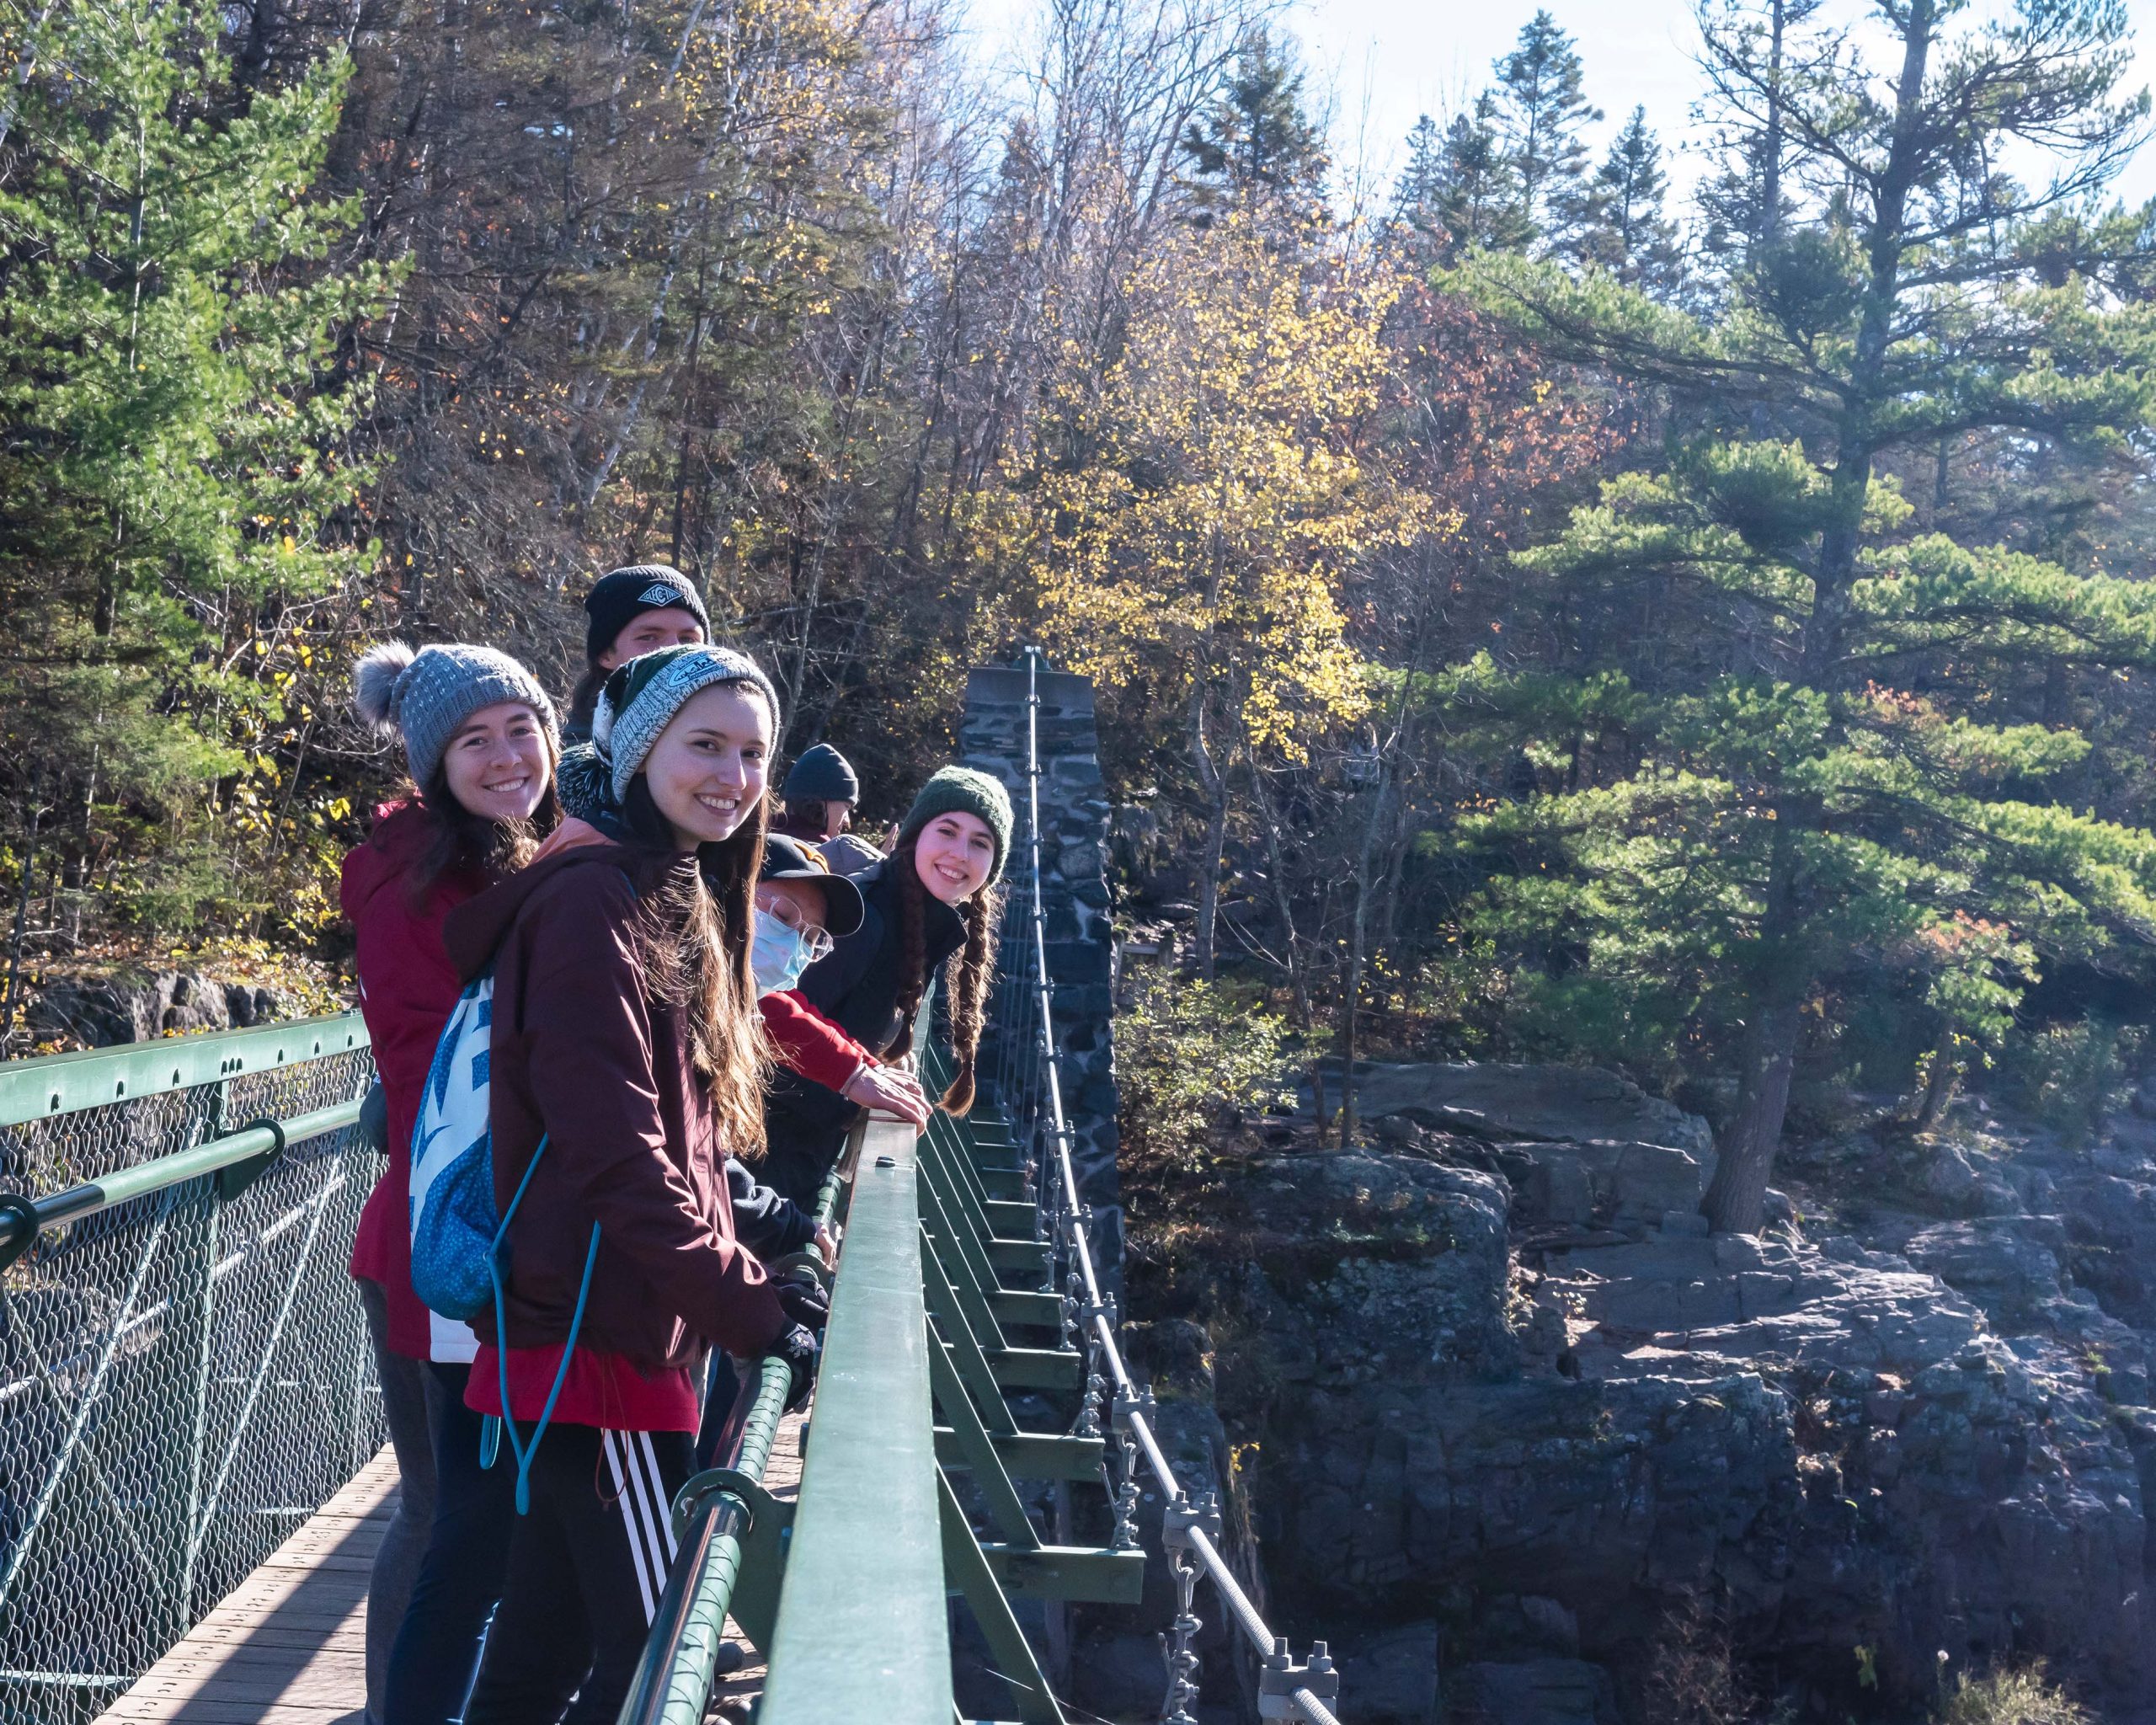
439, 701, 552, 823
598, 606, 706, 670
643, 681, 772, 850
912, 810, 995, 905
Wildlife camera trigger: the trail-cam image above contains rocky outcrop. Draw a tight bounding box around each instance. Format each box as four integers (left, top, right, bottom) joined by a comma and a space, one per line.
24, 969, 286, 1047
1150, 1065, 2156, 1722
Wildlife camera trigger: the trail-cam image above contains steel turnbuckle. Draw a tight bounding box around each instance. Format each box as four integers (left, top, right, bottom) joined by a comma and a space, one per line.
1257, 1638, 1340, 1721
1158, 1492, 1220, 1725
1107, 1387, 1153, 1550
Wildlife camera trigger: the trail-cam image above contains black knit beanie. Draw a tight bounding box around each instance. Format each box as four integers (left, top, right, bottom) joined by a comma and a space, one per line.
582, 564, 711, 660
782, 743, 860, 805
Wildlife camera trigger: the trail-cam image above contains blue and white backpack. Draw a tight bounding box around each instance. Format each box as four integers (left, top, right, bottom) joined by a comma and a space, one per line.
408, 971, 600, 1513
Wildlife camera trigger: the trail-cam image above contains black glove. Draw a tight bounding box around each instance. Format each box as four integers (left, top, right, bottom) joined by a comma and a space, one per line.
357, 1081, 389, 1158
774, 1323, 820, 1412
776, 1276, 829, 1335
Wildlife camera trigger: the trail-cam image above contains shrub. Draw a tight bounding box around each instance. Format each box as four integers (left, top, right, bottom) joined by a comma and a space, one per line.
1934, 1662, 2089, 1725
1116, 969, 1291, 1167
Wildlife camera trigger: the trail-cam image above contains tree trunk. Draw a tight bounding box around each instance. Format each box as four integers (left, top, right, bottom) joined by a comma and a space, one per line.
1188, 691, 1230, 982
1, 782, 41, 1048
1702, 820, 1804, 1233
1913, 1034, 1962, 1130
1337, 772, 1390, 1151
1243, 739, 1324, 1132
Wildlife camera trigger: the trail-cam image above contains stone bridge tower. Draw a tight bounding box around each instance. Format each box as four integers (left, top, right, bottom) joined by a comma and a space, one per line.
959, 659, 1123, 1287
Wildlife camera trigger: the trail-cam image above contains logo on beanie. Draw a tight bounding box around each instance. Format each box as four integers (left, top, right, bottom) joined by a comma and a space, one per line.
637, 583, 685, 606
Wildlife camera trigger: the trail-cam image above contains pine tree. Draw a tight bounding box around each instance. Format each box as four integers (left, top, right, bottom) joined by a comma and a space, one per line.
1424, 95, 1534, 261
1450, 0, 2156, 1231
1575, 106, 1684, 296
1181, 32, 1330, 223
1491, 10, 1599, 252
0, 0, 388, 943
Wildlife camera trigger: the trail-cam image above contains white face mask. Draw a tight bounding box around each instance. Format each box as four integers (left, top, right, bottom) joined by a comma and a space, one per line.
752, 919, 815, 996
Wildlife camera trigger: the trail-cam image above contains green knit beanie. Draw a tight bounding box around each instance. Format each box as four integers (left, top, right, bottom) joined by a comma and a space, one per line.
899, 766, 1014, 885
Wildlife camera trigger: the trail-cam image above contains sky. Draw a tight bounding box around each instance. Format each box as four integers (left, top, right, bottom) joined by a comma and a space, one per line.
1297, 0, 2156, 216
959, 0, 2156, 219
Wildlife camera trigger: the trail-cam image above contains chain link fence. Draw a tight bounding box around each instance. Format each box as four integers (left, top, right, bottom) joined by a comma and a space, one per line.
0, 1029, 380, 1723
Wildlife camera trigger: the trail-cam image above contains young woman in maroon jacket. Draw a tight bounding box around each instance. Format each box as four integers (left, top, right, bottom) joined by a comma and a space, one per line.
341, 642, 561, 1725
446, 644, 823, 1725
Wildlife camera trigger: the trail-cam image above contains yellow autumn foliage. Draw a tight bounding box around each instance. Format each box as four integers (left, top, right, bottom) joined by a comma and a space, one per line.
1006, 216, 1425, 758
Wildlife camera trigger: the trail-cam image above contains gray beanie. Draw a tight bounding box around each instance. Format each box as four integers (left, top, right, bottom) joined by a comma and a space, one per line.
353, 642, 557, 787
591, 643, 780, 804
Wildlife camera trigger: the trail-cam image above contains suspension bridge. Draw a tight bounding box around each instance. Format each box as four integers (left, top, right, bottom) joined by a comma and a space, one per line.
0, 657, 1343, 1725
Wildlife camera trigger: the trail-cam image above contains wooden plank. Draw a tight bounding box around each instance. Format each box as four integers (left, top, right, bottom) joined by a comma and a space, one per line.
95, 1447, 393, 1725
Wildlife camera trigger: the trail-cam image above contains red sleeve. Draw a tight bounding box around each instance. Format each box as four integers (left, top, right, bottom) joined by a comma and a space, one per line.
759, 991, 871, 1092
525, 871, 785, 1356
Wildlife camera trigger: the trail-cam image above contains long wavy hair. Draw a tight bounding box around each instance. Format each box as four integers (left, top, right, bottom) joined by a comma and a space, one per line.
403, 737, 563, 906
614, 765, 771, 1159
888, 834, 1001, 1115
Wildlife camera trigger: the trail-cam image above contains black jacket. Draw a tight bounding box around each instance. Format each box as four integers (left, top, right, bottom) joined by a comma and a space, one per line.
764, 854, 963, 1140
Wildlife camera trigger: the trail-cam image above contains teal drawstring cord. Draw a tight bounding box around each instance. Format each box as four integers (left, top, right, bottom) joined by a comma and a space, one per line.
475, 1132, 604, 1514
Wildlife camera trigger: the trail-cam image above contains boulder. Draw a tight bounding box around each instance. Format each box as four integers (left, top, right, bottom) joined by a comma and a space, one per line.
1902, 1218, 2067, 1328
1337, 1621, 1440, 1724
1448, 1659, 1615, 1725
1343, 1063, 1712, 1157
24, 969, 286, 1047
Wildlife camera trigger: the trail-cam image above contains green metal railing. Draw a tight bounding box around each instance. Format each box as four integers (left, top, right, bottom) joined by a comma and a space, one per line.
0, 1012, 380, 1723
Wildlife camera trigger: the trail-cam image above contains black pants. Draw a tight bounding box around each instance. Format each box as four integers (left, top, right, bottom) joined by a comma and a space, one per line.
382, 1362, 523, 1725
461, 1424, 693, 1725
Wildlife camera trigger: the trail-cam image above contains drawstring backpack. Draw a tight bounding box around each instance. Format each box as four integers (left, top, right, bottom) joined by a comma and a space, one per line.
409, 970, 600, 1514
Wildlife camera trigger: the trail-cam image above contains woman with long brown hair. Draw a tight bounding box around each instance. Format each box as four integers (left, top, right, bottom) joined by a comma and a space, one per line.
341, 642, 561, 1725
441, 644, 822, 1724
760, 766, 1011, 1205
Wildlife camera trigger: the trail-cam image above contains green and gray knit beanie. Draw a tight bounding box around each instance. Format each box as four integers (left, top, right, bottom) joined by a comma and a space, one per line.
898, 766, 1014, 885
591, 643, 780, 804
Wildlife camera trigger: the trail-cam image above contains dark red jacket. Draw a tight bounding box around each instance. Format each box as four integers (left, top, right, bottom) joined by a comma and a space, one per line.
441, 841, 787, 1370
342, 804, 482, 1359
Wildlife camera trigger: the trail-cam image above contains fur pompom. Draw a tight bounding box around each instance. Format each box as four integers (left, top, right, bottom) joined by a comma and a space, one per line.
353, 643, 416, 731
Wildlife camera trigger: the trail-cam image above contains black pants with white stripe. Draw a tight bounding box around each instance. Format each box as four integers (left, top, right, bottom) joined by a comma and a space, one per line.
461, 1424, 691, 1725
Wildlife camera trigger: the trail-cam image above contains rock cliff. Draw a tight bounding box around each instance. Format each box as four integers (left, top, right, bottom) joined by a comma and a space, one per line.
1132, 1064, 2156, 1723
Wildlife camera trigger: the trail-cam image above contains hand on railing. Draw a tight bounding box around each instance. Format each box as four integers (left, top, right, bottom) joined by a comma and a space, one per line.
776, 1275, 829, 1335
842, 1063, 930, 1125
773, 1325, 820, 1412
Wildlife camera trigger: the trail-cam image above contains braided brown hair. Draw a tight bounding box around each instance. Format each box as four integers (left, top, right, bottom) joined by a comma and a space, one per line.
887, 835, 1001, 1115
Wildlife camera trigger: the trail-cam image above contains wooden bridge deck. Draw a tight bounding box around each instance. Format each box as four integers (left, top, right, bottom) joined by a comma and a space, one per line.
95, 1415, 806, 1724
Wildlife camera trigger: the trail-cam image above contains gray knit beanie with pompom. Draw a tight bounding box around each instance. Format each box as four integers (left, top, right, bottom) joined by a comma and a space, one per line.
353, 642, 557, 788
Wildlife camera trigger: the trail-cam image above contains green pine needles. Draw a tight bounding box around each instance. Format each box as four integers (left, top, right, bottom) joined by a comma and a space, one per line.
0, 0, 392, 935
1445, 0, 2156, 1230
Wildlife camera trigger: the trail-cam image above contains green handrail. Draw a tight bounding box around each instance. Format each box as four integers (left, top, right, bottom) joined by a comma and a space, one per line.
759, 1113, 953, 1725
615, 1353, 795, 1725
0, 1098, 363, 1273
0, 1012, 368, 1128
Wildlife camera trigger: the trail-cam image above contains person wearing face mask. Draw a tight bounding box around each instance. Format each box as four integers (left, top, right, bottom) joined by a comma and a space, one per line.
560, 563, 710, 746
342, 643, 562, 1725
442, 644, 823, 1725
759, 766, 1011, 1207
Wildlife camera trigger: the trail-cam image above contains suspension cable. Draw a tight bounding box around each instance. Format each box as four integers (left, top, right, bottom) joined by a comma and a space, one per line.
1014, 649, 1341, 1725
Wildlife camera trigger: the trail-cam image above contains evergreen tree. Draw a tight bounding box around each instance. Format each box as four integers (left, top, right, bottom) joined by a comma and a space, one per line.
1492, 10, 1599, 251
1181, 33, 1330, 223
0, 0, 387, 944
1417, 95, 1534, 262
1575, 106, 1684, 296
1450, 0, 2156, 1231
